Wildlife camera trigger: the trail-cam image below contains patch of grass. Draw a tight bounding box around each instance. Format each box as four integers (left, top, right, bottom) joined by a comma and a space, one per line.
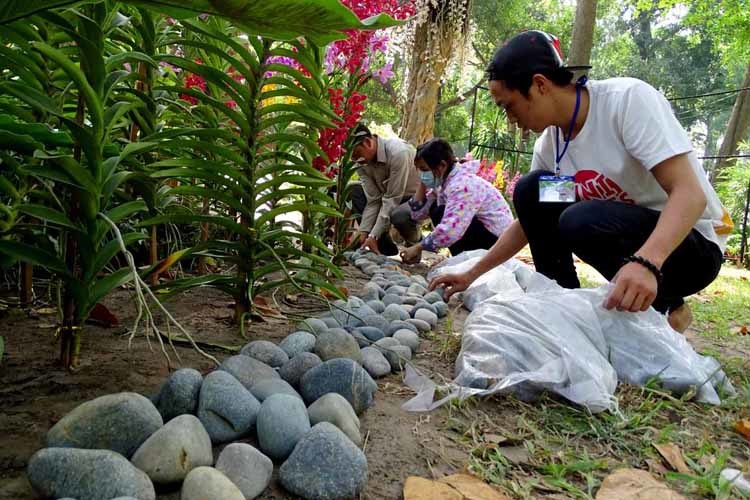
689, 273, 750, 338
426, 308, 462, 362
433, 264, 750, 498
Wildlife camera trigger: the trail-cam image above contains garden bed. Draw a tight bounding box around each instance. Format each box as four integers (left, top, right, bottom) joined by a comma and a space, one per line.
0, 260, 473, 499
1, 259, 749, 499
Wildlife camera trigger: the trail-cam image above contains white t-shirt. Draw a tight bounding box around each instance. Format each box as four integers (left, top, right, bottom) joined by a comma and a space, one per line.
531, 77, 733, 251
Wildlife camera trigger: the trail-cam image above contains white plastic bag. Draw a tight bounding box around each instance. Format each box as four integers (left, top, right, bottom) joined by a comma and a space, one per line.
405, 252, 734, 413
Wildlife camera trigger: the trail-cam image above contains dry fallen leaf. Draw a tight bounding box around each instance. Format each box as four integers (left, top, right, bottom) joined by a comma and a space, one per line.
482, 433, 507, 445
645, 458, 669, 475
730, 325, 749, 336
35, 307, 57, 315
437, 473, 510, 500
595, 469, 686, 499
653, 443, 691, 473
734, 419, 750, 440
403, 477, 462, 500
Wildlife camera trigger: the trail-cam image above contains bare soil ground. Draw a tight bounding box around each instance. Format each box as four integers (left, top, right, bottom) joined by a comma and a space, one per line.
0, 262, 474, 500
1, 257, 749, 499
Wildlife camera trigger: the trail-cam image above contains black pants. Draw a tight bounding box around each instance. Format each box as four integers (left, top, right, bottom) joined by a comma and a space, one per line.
350, 183, 418, 256
429, 203, 498, 255
513, 170, 723, 313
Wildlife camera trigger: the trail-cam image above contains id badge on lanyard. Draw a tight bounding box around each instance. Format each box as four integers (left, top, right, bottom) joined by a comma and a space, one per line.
539, 77, 586, 204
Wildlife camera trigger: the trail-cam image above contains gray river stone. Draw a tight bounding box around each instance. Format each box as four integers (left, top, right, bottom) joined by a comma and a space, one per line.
386, 320, 418, 337
407, 318, 432, 333
350, 330, 370, 348
46, 392, 162, 458
365, 300, 386, 314
219, 355, 279, 390
434, 301, 448, 318
411, 275, 429, 288
197, 370, 260, 444
279, 331, 317, 358
241, 340, 289, 368
314, 328, 363, 364
250, 378, 302, 401
354, 326, 385, 343
361, 314, 390, 333
257, 394, 311, 460
153, 368, 203, 422
280, 352, 323, 388
300, 358, 377, 415
402, 295, 420, 305
279, 422, 368, 500
382, 303, 410, 322
321, 316, 341, 329
181, 467, 244, 500
298, 318, 330, 335
393, 329, 420, 353
360, 347, 391, 378
307, 393, 361, 447
423, 291, 443, 304
385, 285, 408, 296
27, 448, 155, 500
412, 301, 438, 317
382, 293, 403, 306
414, 309, 438, 328
361, 283, 383, 301
347, 296, 365, 309
131, 414, 212, 484
407, 283, 428, 296
215, 443, 273, 500
374, 338, 411, 372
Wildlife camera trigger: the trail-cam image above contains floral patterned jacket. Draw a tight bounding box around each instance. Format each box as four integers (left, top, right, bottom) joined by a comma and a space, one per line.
409, 161, 514, 252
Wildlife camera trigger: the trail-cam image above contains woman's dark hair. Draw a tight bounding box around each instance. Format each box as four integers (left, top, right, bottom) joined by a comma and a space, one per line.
486, 66, 573, 97
415, 138, 457, 170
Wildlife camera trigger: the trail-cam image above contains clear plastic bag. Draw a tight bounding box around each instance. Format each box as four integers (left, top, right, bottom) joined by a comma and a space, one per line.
406, 253, 734, 413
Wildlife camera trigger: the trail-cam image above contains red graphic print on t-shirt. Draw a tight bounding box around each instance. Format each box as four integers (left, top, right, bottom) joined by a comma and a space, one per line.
574, 170, 635, 204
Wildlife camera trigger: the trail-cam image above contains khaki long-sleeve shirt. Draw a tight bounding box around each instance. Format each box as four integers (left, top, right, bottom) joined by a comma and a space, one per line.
357, 136, 420, 238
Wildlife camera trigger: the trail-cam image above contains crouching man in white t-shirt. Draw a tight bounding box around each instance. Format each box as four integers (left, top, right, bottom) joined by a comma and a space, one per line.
430, 30, 733, 332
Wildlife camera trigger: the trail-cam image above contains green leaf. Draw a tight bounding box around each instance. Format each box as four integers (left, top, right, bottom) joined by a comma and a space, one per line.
88, 267, 133, 311
255, 201, 339, 228
0, 114, 74, 147
17, 204, 81, 231
139, 214, 253, 237
169, 185, 246, 214
0, 240, 69, 276
255, 174, 332, 193
85, 231, 146, 281
30, 41, 104, 143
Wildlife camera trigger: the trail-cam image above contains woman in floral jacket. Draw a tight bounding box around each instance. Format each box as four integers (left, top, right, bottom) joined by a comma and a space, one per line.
400, 139, 514, 264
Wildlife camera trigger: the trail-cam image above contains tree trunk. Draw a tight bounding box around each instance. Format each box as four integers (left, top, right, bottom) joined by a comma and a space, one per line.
20, 262, 33, 306
568, 0, 598, 78
149, 224, 159, 286
401, 3, 468, 146
715, 65, 750, 174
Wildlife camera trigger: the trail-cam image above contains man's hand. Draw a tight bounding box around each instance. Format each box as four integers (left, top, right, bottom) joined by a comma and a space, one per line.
604, 261, 658, 312
360, 235, 381, 254
428, 271, 474, 301
400, 244, 422, 265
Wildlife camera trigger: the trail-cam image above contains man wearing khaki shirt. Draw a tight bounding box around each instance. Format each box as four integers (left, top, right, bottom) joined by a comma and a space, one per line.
349, 124, 421, 256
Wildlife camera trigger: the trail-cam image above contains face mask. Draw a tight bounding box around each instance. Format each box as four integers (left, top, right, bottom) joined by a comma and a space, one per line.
420, 170, 441, 189
353, 156, 367, 165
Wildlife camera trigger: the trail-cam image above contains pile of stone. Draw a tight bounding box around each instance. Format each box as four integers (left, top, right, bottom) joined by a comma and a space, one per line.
26, 250, 446, 500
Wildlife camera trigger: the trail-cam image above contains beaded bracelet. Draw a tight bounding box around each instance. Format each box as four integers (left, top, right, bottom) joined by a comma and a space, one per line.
623, 255, 663, 285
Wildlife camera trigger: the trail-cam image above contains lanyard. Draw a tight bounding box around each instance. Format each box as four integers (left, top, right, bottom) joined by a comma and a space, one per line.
554, 76, 587, 175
